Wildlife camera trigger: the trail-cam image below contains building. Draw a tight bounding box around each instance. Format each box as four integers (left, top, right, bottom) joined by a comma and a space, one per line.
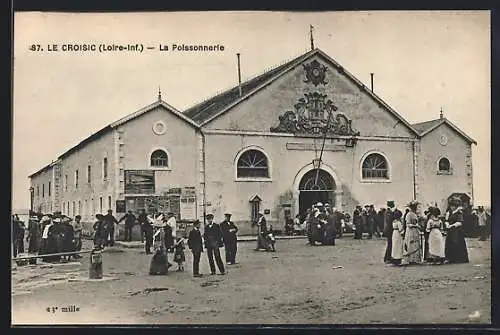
28, 48, 476, 235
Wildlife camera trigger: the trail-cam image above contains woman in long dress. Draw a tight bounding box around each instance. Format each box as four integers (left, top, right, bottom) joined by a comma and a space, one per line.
403, 201, 423, 265
444, 198, 469, 263
426, 207, 446, 264
391, 209, 404, 265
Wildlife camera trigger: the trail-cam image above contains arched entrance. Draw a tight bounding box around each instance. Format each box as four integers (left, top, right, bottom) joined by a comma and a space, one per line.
298, 169, 336, 217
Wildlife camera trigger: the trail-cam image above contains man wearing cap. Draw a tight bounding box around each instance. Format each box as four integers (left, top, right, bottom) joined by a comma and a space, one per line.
203, 214, 225, 275
188, 220, 203, 277
103, 209, 118, 247
220, 213, 239, 265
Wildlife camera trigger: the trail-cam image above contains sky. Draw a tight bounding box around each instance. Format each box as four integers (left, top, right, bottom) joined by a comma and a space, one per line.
12, 11, 491, 211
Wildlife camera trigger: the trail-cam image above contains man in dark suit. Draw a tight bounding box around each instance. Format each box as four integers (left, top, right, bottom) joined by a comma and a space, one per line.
188, 220, 203, 277
203, 214, 225, 275
103, 209, 118, 246
118, 210, 136, 242
138, 210, 153, 254
220, 213, 239, 265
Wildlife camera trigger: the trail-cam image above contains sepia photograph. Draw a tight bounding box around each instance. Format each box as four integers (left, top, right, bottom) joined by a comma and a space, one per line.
11, 11, 491, 325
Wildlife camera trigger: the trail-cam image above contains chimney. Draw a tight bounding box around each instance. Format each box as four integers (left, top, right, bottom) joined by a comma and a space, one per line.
237, 53, 242, 97
370, 73, 374, 93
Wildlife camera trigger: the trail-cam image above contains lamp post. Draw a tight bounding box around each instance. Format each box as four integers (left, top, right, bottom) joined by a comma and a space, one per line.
29, 187, 34, 214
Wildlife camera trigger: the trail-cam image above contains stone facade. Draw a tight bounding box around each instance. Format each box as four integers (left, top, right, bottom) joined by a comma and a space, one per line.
29, 48, 476, 236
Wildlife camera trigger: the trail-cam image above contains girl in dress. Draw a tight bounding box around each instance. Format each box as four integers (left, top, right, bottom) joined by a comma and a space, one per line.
403, 201, 423, 265
391, 210, 404, 265
425, 207, 446, 264
173, 237, 186, 272
444, 197, 469, 264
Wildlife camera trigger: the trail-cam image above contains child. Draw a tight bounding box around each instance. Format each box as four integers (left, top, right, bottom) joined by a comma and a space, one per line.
173, 237, 186, 271
426, 206, 446, 264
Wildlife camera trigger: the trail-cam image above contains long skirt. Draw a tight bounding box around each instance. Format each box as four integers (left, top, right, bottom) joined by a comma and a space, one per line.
149, 247, 168, 275
391, 231, 404, 260
427, 228, 445, 260
445, 229, 469, 263
403, 228, 422, 264
256, 233, 269, 250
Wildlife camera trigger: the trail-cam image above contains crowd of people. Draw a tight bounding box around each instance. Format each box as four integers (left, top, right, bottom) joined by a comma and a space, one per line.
380, 197, 489, 266
12, 196, 490, 275
11, 212, 84, 263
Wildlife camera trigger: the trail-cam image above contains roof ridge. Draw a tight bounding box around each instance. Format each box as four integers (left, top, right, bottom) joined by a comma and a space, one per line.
183, 49, 315, 116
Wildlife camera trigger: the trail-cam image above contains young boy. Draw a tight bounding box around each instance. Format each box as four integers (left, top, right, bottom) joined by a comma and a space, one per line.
188, 220, 203, 277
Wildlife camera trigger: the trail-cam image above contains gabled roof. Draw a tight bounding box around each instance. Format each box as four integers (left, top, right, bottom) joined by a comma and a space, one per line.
183, 49, 317, 125
411, 118, 477, 145
28, 160, 58, 178
183, 48, 420, 136
57, 99, 197, 161
30, 99, 196, 179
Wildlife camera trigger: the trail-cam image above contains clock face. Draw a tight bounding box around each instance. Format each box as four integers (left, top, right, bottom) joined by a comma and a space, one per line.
439, 134, 448, 146
153, 120, 166, 135
312, 68, 320, 76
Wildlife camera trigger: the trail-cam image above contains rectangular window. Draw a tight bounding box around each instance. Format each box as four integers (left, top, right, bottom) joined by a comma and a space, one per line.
63, 202, 66, 214
92, 198, 95, 215
75, 170, 79, 188
103, 157, 108, 180
37, 185, 39, 197
48, 181, 51, 196
72, 201, 76, 217
84, 199, 88, 217
87, 165, 92, 184
108, 196, 112, 211
67, 202, 70, 215
42, 184, 45, 198
65, 175, 68, 191
99, 197, 103, 213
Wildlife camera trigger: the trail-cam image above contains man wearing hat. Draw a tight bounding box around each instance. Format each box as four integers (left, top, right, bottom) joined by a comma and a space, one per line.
220, 212, 239, 265
203, 213, 225, 275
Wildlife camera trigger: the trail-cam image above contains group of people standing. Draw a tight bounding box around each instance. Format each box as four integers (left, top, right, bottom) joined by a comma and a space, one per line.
147, 212, 239, 278
301, 202, 340, 246
383, 197, 471, 266
12, 212, 84, 263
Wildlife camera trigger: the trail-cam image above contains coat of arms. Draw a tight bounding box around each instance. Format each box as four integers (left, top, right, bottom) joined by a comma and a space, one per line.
270, 92, 360, 137
303, 60, 328, 86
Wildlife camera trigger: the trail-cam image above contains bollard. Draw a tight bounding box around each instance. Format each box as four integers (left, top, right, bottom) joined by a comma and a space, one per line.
89, 248, 103, 279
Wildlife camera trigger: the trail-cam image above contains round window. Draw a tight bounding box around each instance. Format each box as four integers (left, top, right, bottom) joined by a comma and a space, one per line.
153, 121, 167, 135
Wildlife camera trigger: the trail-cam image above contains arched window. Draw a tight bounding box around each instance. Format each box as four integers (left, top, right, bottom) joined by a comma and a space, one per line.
237, 149, 269, 178
438, 157, 451, 173
362, 153, 389, 179
150, 149, 169, 167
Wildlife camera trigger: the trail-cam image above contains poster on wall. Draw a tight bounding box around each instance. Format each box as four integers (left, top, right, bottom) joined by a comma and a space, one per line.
180, 196, 196, 220
124, 170, 155, 194
116, 200, 126, 213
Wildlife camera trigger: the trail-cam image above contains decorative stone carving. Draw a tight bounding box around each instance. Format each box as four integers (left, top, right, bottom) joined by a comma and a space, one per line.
270, 92, 360, 137
303, 60, 328, 86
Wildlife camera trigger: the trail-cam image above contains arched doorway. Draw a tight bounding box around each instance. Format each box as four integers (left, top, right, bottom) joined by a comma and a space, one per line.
298, 169, 336, 218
